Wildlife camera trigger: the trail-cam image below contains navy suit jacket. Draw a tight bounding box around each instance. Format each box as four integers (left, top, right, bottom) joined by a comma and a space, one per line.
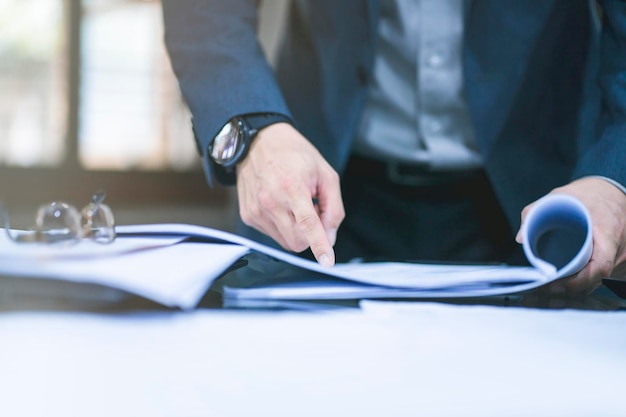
163, 0, 626, 240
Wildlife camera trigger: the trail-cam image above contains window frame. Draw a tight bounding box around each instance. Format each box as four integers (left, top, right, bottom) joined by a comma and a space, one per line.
0, 0, 224, 208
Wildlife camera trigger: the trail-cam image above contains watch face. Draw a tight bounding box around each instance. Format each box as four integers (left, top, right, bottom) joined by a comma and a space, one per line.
210, 119, 243, 166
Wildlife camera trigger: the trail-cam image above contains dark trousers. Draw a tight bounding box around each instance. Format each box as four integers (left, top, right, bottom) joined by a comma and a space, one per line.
333, 156, 527, 265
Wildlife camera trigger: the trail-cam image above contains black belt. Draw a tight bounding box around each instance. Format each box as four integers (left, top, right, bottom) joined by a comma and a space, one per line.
344, 155, 485, 187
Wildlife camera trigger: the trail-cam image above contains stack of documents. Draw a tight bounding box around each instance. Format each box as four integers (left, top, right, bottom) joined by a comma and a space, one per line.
0, 233, 250, 309
0, 194, 596, 308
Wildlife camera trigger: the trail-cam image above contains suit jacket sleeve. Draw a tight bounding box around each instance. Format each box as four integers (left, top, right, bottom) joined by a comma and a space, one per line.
162, 0, 292, 184
574, 0, 626, 188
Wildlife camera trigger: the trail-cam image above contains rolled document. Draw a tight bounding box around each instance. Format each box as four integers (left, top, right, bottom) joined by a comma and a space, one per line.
521, 194, 593, 278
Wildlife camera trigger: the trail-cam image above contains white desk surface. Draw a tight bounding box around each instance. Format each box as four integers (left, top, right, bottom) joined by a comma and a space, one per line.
0, 302, 624, 417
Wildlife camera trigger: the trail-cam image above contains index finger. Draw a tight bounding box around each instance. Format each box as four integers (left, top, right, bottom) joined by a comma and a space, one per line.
290, 194, 335, 267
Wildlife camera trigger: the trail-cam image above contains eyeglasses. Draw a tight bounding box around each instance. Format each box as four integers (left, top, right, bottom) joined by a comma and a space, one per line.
0, 191, 116, 244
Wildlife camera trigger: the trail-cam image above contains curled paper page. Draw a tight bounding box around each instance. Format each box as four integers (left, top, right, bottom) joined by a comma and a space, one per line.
521, 194, 593, 279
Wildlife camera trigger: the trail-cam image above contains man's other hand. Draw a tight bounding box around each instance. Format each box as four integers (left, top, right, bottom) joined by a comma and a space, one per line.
517, 177, 626, 295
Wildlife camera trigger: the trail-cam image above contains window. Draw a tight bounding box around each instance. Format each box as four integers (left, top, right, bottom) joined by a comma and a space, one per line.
0, 0, 66, 167
0, 0, 226, 210
80, 0, 198, 171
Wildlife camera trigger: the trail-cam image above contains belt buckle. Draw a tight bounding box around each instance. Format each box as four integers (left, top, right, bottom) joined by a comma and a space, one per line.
386, 163, 437, 186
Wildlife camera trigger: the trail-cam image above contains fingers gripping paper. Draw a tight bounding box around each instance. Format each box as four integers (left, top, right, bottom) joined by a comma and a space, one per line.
521, 194, 592, 279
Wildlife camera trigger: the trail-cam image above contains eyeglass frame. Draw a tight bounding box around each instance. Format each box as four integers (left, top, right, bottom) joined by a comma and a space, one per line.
0, 191, 116, 245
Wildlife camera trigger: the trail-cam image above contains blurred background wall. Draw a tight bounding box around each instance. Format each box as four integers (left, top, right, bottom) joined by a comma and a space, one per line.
0, 0, 289, 230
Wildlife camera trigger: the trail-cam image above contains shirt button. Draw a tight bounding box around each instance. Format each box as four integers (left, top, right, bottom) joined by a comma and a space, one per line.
425, 119, 443, 134
426, 53, 444, 68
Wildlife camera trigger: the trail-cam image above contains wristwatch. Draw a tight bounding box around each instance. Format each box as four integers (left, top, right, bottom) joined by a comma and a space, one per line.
206, 113, 292, 185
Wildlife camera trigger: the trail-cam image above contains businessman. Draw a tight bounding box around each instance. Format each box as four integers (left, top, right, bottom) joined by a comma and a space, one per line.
163, 0, 626, 294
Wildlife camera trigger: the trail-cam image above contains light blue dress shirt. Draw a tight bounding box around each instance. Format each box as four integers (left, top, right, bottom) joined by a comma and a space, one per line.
354, 0, 481, 171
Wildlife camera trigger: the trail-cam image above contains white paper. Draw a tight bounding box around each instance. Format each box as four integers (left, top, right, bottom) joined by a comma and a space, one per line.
0, 234, 250, 309
0, 232, 181, 260
521, 193, 593, 277
118, 223, 549, 293
220, 194, 594, 300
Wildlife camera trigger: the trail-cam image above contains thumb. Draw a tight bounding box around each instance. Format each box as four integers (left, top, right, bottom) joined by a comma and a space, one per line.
316, 171, 345, 247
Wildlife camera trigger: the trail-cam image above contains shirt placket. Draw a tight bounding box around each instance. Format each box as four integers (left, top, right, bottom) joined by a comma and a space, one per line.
417, 0, 466, 168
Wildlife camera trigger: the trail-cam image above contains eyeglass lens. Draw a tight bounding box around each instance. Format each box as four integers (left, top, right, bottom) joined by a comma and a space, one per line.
1, 191, 116, 244
35, 202, 83, 243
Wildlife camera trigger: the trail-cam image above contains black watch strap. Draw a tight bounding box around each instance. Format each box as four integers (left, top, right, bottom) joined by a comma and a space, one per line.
210, 113, 293, 186
240, 113, 293, 133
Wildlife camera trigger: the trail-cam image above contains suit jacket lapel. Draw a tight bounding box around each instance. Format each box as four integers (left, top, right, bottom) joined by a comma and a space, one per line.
463, 0, 555, 156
